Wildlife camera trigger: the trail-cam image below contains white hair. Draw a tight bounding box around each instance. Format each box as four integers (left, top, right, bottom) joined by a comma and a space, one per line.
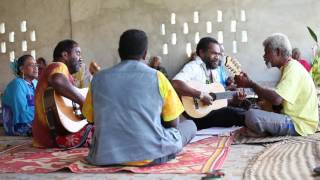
263, 33, 292, 58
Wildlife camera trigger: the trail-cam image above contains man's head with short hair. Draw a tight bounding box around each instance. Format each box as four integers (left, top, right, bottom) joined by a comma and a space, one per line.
263, 33, 292, 58
263, 33, 292, 68
53, 39, 82, 74
36, 57, 47, 66
53, 39, 78, 60
36, 57, 47, 77
196, 37, 219, 56
149, 56, 161, 68
292, 48, 301, 60
118, 29, 148, 61
196, 37, 221, 69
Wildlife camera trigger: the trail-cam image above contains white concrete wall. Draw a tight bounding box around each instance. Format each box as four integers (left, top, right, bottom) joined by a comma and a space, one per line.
0, 0, 71, 91
0, 0, 320, 91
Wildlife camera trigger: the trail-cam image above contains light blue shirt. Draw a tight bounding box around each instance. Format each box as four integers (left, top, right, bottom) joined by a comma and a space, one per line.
87, 60, 182, 165
216, 65, 228, 87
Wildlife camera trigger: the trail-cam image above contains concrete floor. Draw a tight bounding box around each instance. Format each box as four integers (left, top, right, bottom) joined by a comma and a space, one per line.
0, 132, 265, 180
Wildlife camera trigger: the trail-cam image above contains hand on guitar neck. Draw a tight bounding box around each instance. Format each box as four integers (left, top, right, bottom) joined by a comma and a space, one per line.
234, 72, 254, 88
225, 56, 283, 113
224, 56, 253, 88
199, 90, 247, 106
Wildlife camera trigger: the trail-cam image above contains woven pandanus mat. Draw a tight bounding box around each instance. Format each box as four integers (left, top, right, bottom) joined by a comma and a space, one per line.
233, 135, 291, 145
243, 136, 320, 180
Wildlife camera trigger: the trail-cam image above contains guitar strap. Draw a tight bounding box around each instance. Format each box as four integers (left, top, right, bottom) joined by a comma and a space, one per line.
200, 63, 212, 84
209, 70, 214, 83
44, 88, 60, 147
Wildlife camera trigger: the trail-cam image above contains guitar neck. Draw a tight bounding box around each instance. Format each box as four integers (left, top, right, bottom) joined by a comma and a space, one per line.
213, 88, 256, 100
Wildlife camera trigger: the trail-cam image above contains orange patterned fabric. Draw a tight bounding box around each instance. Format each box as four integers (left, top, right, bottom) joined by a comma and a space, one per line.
32, 62, 75, 148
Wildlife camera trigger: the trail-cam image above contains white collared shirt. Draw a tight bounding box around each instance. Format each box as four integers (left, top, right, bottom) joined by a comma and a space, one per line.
173, 56, 220, 84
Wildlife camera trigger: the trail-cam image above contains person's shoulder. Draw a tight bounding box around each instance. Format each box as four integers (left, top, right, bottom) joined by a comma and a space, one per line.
183, 60, 200, 69
287, 60, 300, 68
285, 60, 309, 77
45, 62, 69, 76
47, 62, 67, 69
5, 78, 24, 92
10, 78, 24, 86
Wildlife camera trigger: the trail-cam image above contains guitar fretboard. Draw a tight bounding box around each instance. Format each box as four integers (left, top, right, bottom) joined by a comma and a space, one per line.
212, 89, 256, 100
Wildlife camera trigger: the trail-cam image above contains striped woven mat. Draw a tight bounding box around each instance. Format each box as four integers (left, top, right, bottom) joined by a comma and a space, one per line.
233, 135, 291, 145
234, 131, 320, 145
244, 133, 320, 180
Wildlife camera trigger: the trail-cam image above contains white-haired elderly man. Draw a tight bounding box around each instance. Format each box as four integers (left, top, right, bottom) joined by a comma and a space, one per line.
235, 33, 318, 137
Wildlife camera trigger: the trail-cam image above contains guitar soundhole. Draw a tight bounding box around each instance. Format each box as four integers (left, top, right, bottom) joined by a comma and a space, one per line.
193, 98, 199, 109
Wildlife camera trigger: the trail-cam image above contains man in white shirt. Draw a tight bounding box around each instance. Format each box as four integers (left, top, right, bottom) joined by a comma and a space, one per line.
172, 37, 245, 129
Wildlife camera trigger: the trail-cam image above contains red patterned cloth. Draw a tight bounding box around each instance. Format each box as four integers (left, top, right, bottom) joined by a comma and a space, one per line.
0, 136, 233, 174
55, 125, 95, 148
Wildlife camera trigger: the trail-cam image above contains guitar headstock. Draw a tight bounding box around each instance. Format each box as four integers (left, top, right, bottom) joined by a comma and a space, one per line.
225, 56, 242, 76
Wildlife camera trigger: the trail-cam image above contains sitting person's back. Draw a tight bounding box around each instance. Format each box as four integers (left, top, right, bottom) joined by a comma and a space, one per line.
83, 29, 196, 166
2, 55, 38, 136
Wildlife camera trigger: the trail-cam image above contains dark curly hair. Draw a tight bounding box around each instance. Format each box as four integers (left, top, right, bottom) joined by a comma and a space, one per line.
16, 54, 33, 76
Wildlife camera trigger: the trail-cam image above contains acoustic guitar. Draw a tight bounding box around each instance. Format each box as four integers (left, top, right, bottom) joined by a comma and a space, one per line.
181, 81, 255, 118
44, 62, 101, 135
181, 56, 257, 118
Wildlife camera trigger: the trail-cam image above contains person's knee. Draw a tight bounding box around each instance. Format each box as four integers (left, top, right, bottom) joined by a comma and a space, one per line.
184, 120, 197, 136
179, 120, 197, 142
245, 109, 261, 130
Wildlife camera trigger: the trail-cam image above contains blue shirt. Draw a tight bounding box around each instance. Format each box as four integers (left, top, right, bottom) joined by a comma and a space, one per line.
216, 65, 228, 87
2, 78, 37, 135
86, 60, 183, 165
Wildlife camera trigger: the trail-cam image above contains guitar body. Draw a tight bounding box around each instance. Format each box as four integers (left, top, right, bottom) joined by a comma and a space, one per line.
181, 81, 228, 118
44, 87, 88, 135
